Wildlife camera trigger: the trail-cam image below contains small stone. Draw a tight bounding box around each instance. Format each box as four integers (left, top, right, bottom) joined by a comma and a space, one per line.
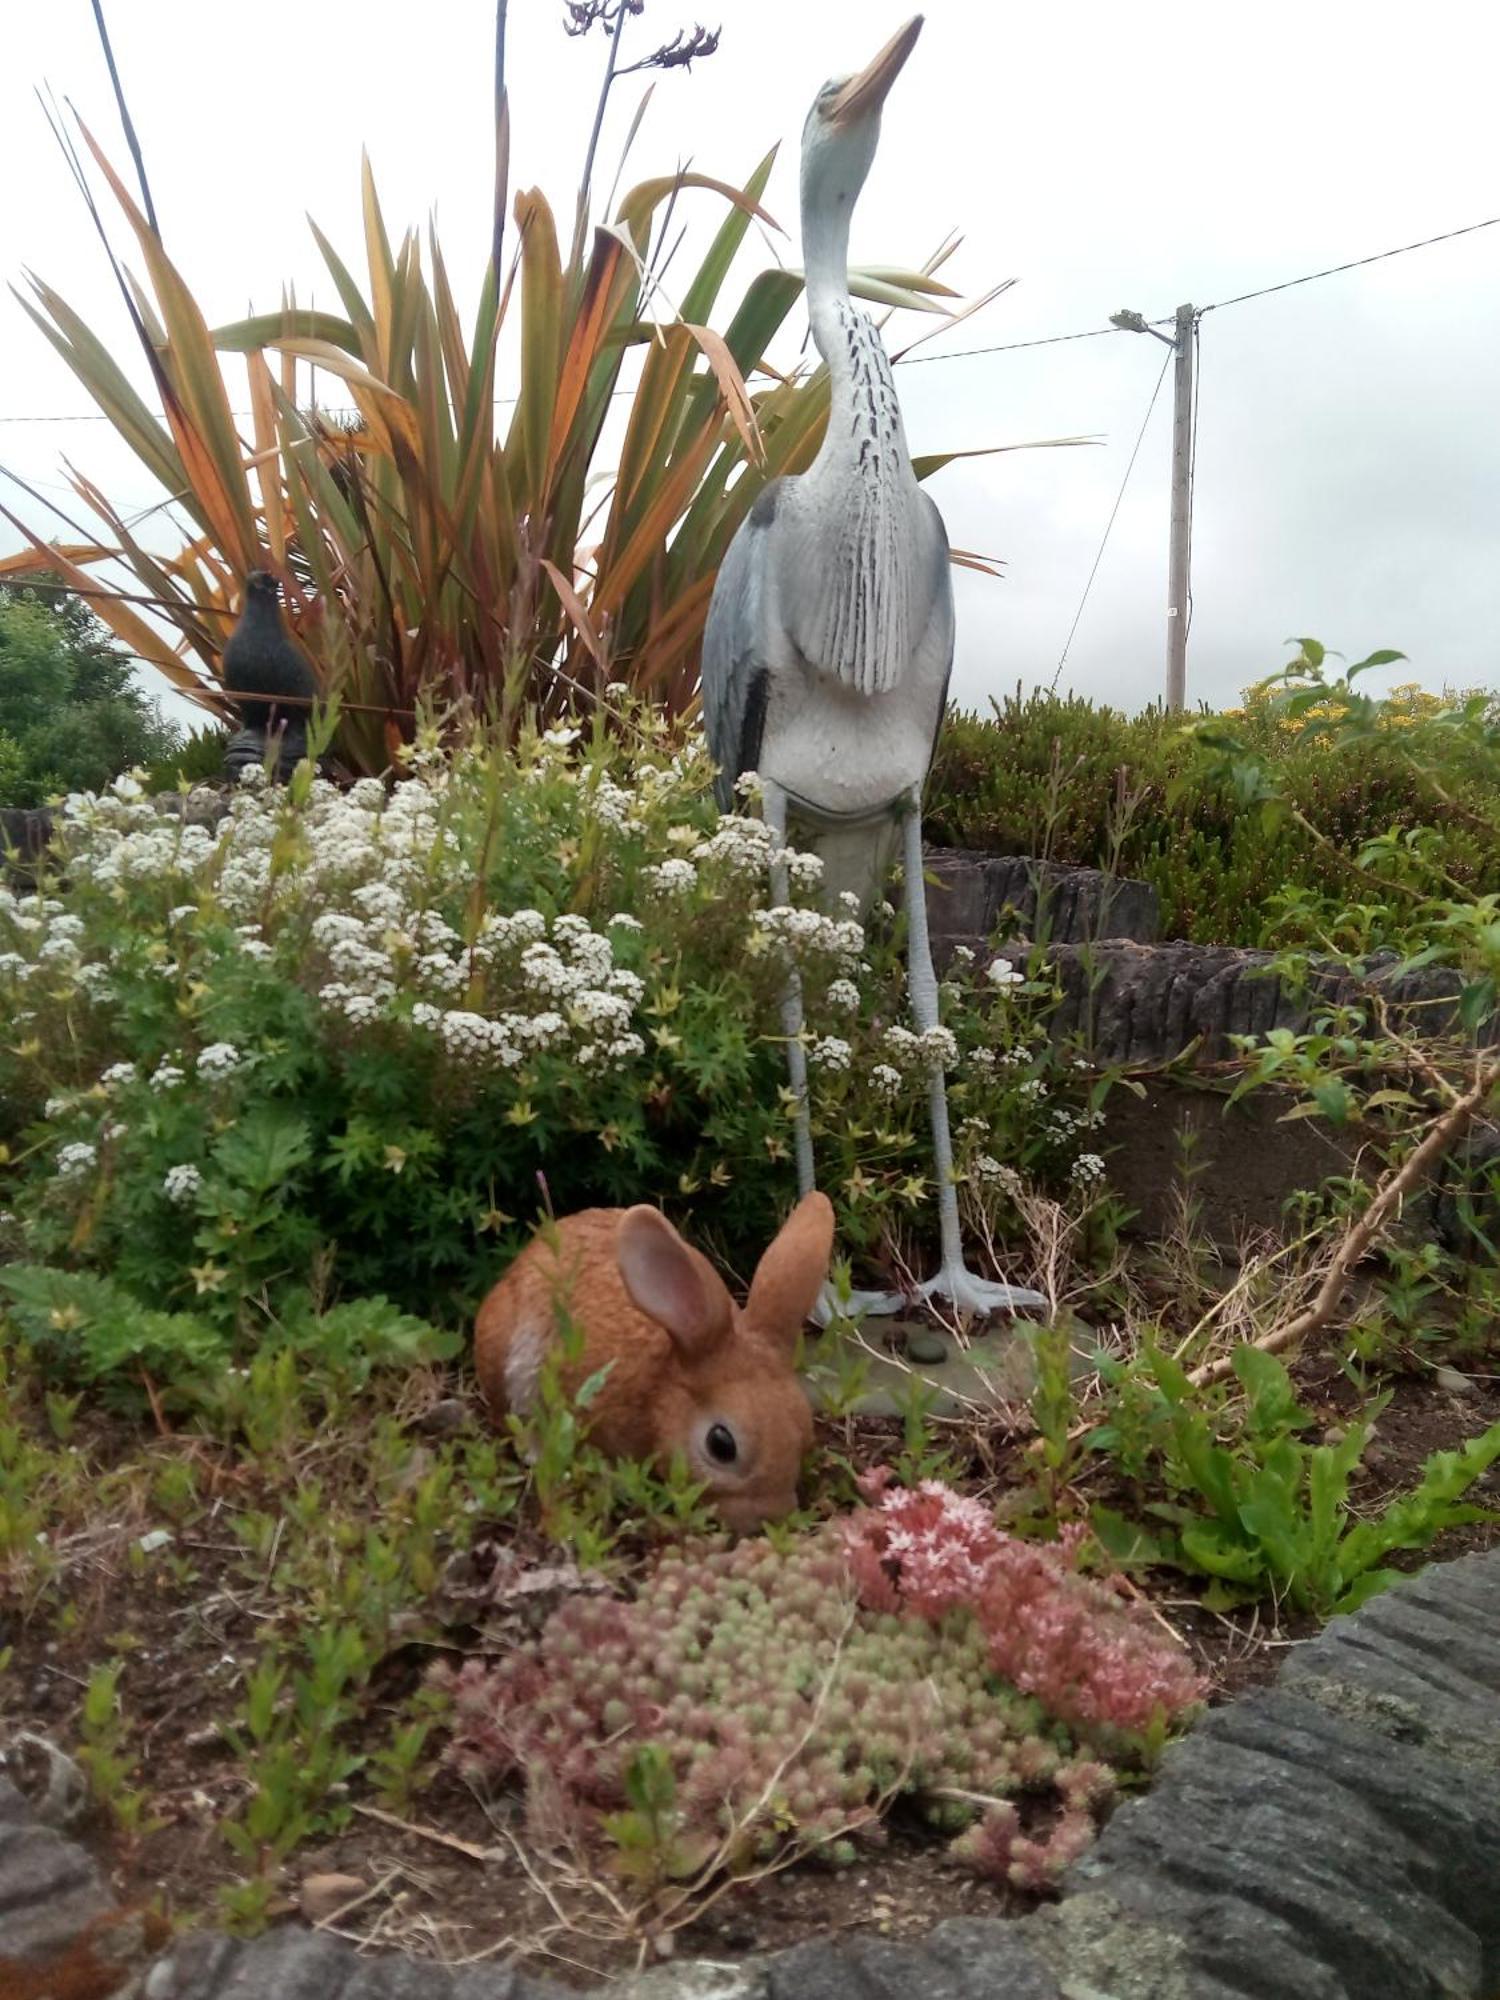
903, 1327, 949, 1366
298, 1872, 368, 1924
411, 1396, 471, 1437
136, 1528, 174, 1554
1435, 1365, 1475, 1394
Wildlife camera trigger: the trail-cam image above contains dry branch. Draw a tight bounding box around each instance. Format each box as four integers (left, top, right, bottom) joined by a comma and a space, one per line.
1188, 1052, 1500, 1388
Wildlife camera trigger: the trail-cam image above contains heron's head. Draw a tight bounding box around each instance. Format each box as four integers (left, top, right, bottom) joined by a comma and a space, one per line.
800, 16, 923, 217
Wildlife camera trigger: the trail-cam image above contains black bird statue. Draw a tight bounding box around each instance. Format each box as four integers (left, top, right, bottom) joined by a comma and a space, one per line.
220, 571, 320, 783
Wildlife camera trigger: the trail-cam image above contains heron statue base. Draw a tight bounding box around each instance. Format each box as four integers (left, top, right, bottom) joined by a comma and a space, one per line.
765, 776, 1045, 1325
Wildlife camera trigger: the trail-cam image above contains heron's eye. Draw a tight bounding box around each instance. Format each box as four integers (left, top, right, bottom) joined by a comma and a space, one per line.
706, 1423, 738, 1465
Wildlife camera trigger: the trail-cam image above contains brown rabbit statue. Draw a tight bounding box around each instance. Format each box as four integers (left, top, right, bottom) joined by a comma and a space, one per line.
474, 1193, 833, 1531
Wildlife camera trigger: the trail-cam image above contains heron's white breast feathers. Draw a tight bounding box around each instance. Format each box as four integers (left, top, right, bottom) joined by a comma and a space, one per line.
800, 304, 920, 697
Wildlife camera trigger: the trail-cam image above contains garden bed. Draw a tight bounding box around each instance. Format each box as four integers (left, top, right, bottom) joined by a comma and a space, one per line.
3, 1341, 1496, 1986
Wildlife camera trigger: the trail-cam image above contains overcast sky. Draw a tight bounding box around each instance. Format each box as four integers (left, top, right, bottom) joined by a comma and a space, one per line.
2, 0, 1496, 728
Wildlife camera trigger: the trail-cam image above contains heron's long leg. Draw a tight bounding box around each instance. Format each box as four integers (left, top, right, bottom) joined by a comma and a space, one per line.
902, 787, 1044, 1318
764, 780, 816, 1201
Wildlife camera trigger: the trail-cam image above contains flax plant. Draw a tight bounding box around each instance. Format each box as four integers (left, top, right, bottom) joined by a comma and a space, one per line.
1, 16, 997, 775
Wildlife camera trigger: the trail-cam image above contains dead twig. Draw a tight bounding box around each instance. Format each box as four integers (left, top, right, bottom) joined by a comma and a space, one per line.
1188, 1053, 1500, 1387
350, 1800, 502, 1864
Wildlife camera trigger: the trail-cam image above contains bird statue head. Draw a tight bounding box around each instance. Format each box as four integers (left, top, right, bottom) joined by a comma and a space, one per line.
800, 16, 923, 217
244, 570, 280, 605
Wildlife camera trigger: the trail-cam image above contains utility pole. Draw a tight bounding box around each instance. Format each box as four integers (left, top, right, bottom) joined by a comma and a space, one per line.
1109, 302, 1198, 711
1165, 303, 1196, 713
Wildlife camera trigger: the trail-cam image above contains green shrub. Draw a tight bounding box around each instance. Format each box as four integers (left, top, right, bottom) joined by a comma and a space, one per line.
927, 677, 1500, 947
0, 714, 1100, 1358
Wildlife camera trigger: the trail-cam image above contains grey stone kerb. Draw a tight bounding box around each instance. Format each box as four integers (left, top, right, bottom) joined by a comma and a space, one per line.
4, 1549, 1499, 1999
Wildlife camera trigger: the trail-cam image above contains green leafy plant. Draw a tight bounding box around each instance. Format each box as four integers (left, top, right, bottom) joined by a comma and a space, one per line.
0, 724, 1094, 1364
1091, 1345, 1500, 1614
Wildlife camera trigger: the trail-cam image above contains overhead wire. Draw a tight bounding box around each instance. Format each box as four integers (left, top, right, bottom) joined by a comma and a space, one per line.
1049, 344, 1173, 690
0, 208, 1495, 428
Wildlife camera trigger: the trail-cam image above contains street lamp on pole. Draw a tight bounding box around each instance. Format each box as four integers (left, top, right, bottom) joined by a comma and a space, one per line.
1112, 304, 1197, 712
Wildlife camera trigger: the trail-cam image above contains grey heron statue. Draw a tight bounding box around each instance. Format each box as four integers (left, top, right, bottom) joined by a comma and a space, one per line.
702, 15, 1043, 1319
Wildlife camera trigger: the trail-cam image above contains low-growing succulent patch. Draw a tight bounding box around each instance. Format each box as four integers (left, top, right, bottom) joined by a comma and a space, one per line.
442, 1475, 1202, 1939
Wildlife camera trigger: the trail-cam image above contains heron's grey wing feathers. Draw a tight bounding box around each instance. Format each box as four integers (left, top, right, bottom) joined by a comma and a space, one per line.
701, 479, 786, 811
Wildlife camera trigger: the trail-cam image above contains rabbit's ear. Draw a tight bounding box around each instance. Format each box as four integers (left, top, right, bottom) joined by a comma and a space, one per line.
745, 1191, 834, 1344
616, 1207, 730, 1359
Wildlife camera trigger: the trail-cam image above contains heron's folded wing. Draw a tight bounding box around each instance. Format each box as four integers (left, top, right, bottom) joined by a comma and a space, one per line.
701, 480, 785, 812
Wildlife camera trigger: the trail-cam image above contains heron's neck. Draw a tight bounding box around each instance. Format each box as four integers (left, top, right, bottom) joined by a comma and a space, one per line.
802, 193, 912, 488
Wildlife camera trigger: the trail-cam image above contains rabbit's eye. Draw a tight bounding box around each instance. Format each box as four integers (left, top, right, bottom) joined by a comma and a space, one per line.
706, 1423, 738, 1465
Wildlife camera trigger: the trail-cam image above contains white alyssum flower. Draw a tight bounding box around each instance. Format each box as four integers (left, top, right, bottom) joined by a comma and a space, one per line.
150, 1061, 186, 1090
198, 1043, 245, 1079
987, 956, 1024, 989
1017, 1077, 1048, 1102
163, 1161, 204, 1205
869, 1063, 903, 1097
100, 1062, 138, 1090
825, 978, 861, 1013
1070, 1152, 1107, 1186
809, 1036, 853, 1072
56, 1141, 97, 1178
607, 912, 643, 932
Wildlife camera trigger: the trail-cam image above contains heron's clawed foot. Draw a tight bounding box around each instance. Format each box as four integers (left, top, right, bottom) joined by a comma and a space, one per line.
915, 1263, 1044, 1319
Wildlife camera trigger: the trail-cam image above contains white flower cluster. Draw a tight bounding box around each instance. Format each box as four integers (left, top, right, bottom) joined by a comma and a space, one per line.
824, 978, 861, 1014
809, 1036, 853, 1073
869, 1062, 903, 1098
691, 815, 776, 879
640, 858, 698, 897
973, 1155, 1024, 1197
163, 1163, 204, 1204
881, 1023, 960, 1074
753, 906, 864, 973
1070, 1152, 1107, 1187
198, 1042, 245, 1080
56, 1141, 97, 1179
403, 909, 645, 1074
1047, 1106, 1107, 1143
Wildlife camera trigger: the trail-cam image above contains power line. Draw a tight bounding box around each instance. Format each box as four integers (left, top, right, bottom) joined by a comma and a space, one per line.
898, 323, 1123, 365
1199, 213, 1500, 315
1050, 344, 1173, 690
0, 207, 1495, 429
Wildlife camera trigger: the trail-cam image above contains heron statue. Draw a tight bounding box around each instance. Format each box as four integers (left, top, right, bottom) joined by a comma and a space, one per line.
702, 15, 1043, 1319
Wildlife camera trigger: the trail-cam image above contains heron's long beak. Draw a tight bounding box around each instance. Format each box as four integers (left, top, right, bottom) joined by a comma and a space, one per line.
830, 16, 923, 126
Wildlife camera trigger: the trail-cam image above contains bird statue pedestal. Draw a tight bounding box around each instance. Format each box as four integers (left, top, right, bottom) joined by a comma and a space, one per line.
219, 570, 320, 787
223, 724, 309, 786
700, 16, 1043, 1326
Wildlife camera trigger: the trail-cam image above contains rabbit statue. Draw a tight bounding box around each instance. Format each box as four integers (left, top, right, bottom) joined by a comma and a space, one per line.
474, 1192, 833, 1531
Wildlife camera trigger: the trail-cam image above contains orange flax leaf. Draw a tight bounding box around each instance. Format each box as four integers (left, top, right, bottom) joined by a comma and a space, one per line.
547, 229, 628, 468
540, 557, 607, 672
246, 352, 286, 567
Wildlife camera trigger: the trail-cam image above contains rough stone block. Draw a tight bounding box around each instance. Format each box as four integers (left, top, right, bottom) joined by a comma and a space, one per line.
0, 1776, 113, 1960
